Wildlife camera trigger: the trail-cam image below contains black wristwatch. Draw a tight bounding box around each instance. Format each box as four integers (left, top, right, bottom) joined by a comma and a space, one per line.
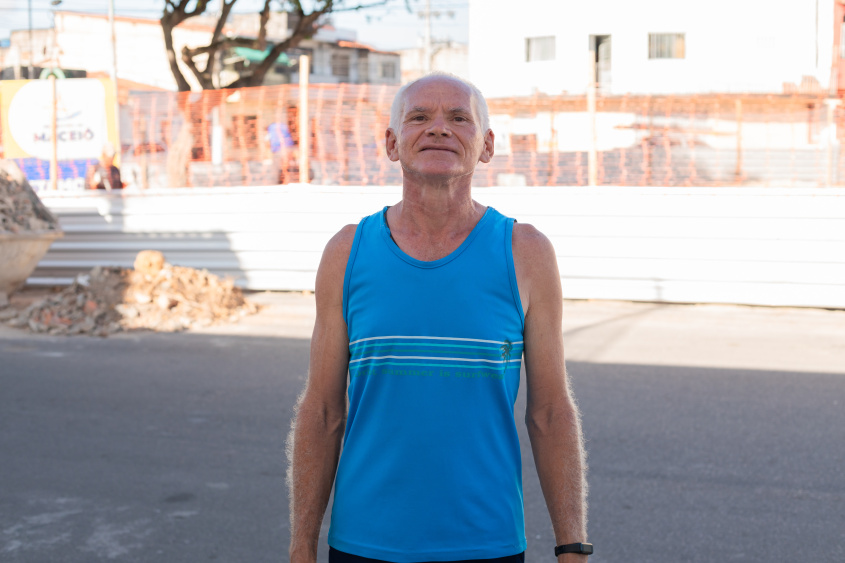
555, 542, 593, 556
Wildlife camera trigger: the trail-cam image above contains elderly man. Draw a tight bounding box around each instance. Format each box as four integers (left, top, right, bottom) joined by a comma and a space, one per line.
288, 72, 589, 563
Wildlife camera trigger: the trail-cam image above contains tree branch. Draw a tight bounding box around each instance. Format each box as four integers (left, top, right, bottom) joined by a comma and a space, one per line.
209, 0, 237, 47
202, 0, 238, 76
181, 45, 214, 90
185, 0, 211, 18
160, 16, 191, 91
185, 36, 264, 59
162, 0, 394, 91
247, 6, 325, 85
257, 0, 272, 50
330, 0, 390, 13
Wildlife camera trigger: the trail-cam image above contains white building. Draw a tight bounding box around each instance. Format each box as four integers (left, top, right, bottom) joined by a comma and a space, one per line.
216, 14, 400, 86
469, 0, 841, 97
0, 11, 399, 91
311, 39, 400, 85
52, 11, 215, 91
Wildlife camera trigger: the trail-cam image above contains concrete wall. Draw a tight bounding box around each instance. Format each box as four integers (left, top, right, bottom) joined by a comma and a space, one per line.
32, 185, 845, 309
469, 0, 835, 97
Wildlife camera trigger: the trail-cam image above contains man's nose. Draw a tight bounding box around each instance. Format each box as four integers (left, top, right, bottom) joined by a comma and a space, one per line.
426, 115, 451, 136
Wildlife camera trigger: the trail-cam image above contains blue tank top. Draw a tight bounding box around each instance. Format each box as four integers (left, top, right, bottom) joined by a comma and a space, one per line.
328, 206, 527, 562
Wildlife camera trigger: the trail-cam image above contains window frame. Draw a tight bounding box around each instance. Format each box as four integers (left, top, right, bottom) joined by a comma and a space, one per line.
331, 52, 351, 78
381, 61, 396, 79
648, 33, 686, 60
525, 35, 556, 62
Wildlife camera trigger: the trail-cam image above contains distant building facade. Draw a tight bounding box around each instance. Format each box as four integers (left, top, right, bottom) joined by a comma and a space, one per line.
0, 10, 400, 90
214, 13, 400, 86
0, 27, 78, 80
469, 0, 842, 97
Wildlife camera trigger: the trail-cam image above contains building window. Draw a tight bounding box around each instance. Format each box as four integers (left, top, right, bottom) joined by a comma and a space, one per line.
381, 61, 396, 79
649, 33, 685, 59
231, 115, 259, 151
526, 36, 555, 62
331, 53, 350, 77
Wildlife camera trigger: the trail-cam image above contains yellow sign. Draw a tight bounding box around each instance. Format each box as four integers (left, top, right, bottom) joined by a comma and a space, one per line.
0, 78, 118, 162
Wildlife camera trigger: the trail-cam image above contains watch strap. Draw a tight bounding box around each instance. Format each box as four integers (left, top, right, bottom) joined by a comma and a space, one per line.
554, 542, 593, 556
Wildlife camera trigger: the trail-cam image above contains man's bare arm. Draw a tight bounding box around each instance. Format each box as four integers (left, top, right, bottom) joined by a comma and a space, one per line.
287, 225, 356, 563
514, 224, 589, 561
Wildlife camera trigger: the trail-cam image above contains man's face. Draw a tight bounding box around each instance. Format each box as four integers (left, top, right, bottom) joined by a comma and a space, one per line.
386, 77, 493, 181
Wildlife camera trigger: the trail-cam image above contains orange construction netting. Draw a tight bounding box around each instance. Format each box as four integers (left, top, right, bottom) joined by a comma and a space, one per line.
108, 85, 845, 188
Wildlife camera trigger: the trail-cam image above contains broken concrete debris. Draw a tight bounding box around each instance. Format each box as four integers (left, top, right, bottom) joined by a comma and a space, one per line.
0, 168, 255, 336
0, 161, 61, 235
5, 256, 258, 336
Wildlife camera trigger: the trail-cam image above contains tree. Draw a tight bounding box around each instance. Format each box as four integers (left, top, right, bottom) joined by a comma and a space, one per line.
161, 0, 392, 91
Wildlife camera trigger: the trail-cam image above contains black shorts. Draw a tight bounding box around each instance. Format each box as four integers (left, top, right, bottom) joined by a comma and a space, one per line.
329, 547, 525, 563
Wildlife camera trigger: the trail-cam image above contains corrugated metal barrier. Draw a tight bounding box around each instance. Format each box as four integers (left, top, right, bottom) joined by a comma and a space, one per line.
32, 186, 845, 309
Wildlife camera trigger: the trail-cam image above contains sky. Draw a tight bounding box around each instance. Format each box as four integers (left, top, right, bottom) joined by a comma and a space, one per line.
0, 0, 469, 51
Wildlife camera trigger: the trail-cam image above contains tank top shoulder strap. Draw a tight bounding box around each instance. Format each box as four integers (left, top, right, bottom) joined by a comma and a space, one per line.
342, 210, 379, 322
501, 214, 525, 329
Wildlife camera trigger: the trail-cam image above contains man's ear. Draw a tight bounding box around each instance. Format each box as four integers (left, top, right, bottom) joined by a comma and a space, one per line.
479, 129, 495, 163
386, 128, 400, 162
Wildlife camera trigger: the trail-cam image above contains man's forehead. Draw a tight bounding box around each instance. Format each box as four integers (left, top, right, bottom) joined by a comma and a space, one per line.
403, 78, 475, 113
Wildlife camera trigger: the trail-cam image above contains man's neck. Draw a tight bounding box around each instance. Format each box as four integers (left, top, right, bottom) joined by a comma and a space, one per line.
395, 175, 481, 234
385, 175, 485, 261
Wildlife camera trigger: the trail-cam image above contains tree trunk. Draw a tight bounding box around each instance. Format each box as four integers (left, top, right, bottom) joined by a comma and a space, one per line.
162, 20, 191, 92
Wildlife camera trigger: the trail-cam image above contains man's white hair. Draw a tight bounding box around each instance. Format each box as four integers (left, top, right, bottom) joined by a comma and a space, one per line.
389, 71, 490, 138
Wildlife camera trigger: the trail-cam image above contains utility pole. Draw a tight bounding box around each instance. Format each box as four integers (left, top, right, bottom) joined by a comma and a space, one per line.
108, 0, 121, 158
28, 0, 34, 78
587, 40, 598, 186
50, 74, 58, 190
417, 1, 454, 75
211, 0, 224, 165
422, 0, 432, 74
825, 98, 840, 187
299, 55, 310, 184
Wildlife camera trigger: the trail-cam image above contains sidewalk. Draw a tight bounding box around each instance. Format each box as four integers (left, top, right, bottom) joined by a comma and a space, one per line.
198, 292, 845, 375
3, 289, 844, 375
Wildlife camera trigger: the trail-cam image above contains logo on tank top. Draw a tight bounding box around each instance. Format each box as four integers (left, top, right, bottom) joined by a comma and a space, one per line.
500, 339, 513, 374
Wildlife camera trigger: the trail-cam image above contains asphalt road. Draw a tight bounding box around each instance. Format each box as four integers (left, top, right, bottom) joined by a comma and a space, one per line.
1, 295, 843, 563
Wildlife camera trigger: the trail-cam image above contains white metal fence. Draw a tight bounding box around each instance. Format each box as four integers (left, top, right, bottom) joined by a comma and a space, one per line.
32, 185, 845, 309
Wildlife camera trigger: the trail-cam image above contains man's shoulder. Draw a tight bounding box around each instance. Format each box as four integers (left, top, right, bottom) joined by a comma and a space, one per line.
511, 223, 561, 314
324, 224, 358, 261
315, 224, 359, 303
512, 222, 555, 261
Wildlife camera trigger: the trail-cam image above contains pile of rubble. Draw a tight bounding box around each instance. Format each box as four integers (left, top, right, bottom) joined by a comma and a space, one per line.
0, 163, 60, 234
1, 251, 258, 336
